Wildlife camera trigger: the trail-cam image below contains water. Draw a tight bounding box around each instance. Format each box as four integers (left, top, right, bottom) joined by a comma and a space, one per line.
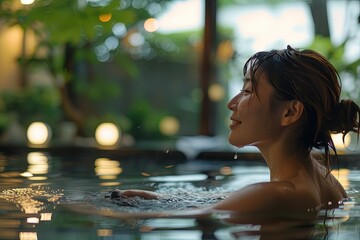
0, 149, 359, 240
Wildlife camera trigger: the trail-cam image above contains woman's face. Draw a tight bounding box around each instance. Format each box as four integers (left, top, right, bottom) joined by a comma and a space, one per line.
227, 69, 282, 148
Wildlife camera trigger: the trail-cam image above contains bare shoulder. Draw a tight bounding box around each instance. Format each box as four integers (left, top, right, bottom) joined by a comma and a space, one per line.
212, 181, 316, 213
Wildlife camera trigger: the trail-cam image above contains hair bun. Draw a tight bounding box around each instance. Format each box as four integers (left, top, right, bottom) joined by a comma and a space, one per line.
327, 99, 360, 134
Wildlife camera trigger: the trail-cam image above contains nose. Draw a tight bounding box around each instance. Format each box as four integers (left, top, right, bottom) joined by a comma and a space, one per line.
227, 94, 238, 110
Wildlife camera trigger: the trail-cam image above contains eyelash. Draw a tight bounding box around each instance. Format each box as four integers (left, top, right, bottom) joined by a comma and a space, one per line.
240, 89, 252, 95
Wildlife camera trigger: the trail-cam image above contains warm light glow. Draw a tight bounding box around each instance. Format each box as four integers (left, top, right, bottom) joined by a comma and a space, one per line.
27, 217, 39, 224
27, 152, 48, 165
144, 18, 159, 32
220, 166, 233, 175
332, 169, 350, 190
0, 188, 61, 215
26, 152, 49, 176
208, 83, 225, 101
95, 123, 120, 146
97, 229, 113, 237
40, 213, 52, 221
99, 13, 112, 22
20, 172, 33, 177
19, 232, 38, 240
159, 116, 180, 136
28, 176, 47, 181
331, 133, 351, 150
217, 40, 234, 62
21, 0, 35, 5
94, 158, 122, 180
27, 122, 51, 145
99, 182, 121, 187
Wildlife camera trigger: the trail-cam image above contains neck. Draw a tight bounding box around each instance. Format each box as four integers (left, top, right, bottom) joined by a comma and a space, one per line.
257, 140, 311, 181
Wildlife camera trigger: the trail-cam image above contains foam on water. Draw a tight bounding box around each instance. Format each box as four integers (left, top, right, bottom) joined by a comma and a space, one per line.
60, 183, 228, 214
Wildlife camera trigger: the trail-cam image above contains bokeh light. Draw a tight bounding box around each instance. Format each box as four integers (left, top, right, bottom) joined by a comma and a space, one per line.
94, 158, 122, 180
27, 152, 49, 176
95, 123, 120, 146
97, 229, 113, 237
19, 232, 38, 240
40, 213, 52, 221
128, 32, 145, 47
144, 18, 159, 32
112, 22, 127, 37
331, 133, 351, 150
27, 122, 51, 145
208, 83, 225, 101
159, 116, 180, 136
21, 0, 35, 5
217, 40, 234, 62
99, 13, 112, 22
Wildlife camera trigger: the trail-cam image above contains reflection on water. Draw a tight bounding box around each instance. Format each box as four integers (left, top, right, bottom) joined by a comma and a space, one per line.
94, 157, 123, 180
0, 187, 63, 214
20, 152, 49, 181
0, 151, 358, 240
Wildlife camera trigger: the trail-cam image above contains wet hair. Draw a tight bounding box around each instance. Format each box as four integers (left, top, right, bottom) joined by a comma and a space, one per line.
243, 45, 360, 170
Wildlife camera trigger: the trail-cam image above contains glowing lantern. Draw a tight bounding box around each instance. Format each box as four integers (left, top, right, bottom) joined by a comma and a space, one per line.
27, 122, 51, 145
95, 123, 120, 146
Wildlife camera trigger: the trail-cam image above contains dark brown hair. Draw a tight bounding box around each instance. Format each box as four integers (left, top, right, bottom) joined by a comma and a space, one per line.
243, 45, 360, 169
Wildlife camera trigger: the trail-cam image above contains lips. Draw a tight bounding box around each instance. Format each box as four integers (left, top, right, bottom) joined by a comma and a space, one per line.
229, 118, 242, 129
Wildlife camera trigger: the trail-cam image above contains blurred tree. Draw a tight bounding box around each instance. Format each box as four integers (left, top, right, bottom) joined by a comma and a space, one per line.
0, 0, 172, 136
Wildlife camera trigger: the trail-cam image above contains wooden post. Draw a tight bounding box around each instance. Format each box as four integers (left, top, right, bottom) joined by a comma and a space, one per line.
199, 0, 217, 136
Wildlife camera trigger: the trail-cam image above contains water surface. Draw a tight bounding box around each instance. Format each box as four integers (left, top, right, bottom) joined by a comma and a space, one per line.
0, 150, 358, 240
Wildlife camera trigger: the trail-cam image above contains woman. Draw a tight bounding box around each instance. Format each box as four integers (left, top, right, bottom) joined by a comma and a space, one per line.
111, 46, 360, 221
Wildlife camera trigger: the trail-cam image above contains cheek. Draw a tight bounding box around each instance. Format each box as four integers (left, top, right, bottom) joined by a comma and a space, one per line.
236, 98, 252, 113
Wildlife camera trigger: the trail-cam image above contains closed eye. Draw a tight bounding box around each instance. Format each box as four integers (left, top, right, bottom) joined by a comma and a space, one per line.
240, 89, 252, 95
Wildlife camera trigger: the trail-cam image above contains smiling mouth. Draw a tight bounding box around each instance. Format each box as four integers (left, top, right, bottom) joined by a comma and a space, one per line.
230, 119, 242, 128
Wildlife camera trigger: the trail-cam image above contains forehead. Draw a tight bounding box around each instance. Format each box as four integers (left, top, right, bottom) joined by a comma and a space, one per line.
244, 66, 273, 100
244, 61, 267, 86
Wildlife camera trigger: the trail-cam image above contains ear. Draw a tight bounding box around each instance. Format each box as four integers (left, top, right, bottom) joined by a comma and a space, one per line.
280, 100, 304, 126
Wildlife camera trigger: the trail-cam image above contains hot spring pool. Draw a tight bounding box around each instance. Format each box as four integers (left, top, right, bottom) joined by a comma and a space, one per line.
0, 147, 359, 240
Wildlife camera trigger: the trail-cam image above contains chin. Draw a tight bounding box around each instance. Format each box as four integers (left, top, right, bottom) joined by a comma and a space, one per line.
228, 137, 242, 148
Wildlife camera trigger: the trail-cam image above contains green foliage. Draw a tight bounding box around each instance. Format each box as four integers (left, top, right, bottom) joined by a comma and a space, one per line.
74, 78, 121, 101
0, 0, 137, 43
127, 100, 167, 140
307, 36, 360, 103
0, 86, 63, 129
